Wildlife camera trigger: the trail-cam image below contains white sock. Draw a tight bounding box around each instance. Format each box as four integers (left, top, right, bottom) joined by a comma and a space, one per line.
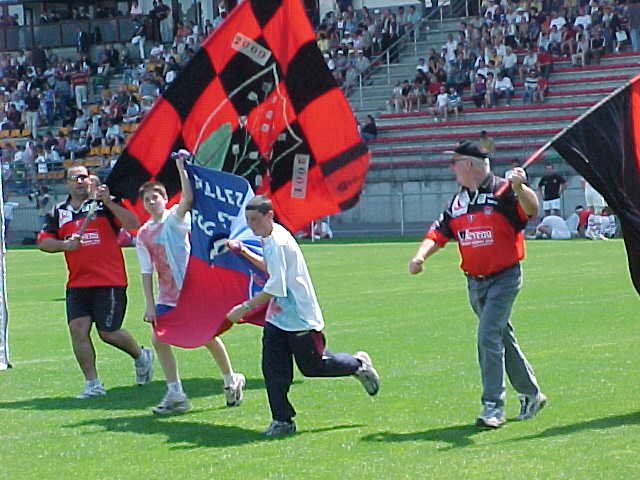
86, 379, 101, 388
167, 381, 183, 393
223, 373, 235, 387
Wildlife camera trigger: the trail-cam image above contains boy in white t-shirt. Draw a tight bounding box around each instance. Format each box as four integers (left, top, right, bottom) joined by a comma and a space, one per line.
136, 154, 245, 415
226, 195, 380, 437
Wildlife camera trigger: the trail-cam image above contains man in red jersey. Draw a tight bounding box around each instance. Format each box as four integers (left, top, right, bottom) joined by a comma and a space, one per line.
38, 165, 154, 399
408, 141, 546, 429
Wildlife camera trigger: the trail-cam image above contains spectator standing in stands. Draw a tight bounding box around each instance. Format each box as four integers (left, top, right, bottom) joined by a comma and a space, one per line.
25, 88, 40, 138
70, 65, 89, 111
538, 164, 566, 216
629, 0, 640, 52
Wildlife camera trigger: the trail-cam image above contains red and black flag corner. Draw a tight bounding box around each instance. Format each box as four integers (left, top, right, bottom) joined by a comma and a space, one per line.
550, 73, 640, 295
107, 0, 369, 232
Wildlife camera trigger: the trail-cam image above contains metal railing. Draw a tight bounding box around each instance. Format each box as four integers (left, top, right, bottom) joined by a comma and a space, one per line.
0, 17, 137, 51
344, 0, 472, 109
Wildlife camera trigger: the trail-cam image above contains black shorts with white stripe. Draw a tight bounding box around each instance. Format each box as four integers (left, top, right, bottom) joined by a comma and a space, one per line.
66, 286, 127, 332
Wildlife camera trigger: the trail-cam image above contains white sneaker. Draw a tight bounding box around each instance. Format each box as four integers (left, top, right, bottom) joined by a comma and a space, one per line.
353, 351, 380, 396
135, 346, 154, 385
76, 383, 106, 399
476, 402, 505, 428
224, 373, 245, 407
516, 393, 547, 420
152, 390, 191, 415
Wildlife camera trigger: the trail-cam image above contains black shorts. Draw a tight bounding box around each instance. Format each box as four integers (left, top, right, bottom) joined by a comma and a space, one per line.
66, 286, 127, 332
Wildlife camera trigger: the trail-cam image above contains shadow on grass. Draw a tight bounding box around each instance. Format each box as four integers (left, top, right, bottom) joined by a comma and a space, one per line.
505, 411, 640, 443
0, 377, 269, 411
65, 414, 363, 449
362, 424, 485, 450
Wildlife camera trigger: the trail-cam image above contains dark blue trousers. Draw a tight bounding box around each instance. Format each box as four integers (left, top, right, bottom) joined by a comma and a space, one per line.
262, 322, 360, 422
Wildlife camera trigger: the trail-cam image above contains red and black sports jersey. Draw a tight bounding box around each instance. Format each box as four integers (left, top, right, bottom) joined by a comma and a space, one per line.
37, 197, 127, 288
426, 174, 530, 277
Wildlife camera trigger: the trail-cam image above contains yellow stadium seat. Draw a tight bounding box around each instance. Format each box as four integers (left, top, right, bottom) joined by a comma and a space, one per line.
89, 146, 100, 156
111, 145, 122, 154
0, 130, 9, 138
59, 127, 69, 136
10, 129, 21, 138
21, 128, 31, 137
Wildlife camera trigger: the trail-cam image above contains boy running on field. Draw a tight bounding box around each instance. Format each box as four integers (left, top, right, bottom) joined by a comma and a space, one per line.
136, 152, 245, 414
226, 195, 380, 436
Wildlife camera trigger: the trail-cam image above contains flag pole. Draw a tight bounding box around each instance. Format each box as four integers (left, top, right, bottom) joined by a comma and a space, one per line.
496, 76, 639, 196
0, 166, 11, 370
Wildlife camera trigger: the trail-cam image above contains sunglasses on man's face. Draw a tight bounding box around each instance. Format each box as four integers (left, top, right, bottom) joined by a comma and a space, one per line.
68, 174, 89, 182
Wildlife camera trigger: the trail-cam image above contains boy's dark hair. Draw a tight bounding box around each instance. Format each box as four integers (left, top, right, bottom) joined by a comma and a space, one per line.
245, 195, 273, 214
138, 180, 167, 200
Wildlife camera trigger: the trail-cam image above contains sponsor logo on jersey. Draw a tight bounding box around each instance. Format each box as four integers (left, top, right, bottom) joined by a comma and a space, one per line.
80, 229, 101, 246
458, 227, 494, 247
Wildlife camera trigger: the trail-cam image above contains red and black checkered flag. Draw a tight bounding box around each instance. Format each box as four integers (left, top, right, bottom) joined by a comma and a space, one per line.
107, 0, 369, 232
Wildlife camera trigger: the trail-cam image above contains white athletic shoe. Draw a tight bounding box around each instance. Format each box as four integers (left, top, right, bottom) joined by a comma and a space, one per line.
224, 373, 246, 407
476, 402, 506, 428
152, 390, 191, 415
353, 351, 380, 396
76, 383, 106, 399
516, 393, 547, 420
135, 346, 154, 385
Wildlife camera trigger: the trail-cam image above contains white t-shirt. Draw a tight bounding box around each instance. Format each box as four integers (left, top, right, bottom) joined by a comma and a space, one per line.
541, 215, 571, 239
574, 15, 592, 29
436, 92, 449, 107
495, 77, 513, 91
262, 223, 324, 332
502, 52, 518, 69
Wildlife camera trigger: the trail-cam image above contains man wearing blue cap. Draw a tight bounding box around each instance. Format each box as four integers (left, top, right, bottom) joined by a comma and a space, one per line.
408, 141, 547, 428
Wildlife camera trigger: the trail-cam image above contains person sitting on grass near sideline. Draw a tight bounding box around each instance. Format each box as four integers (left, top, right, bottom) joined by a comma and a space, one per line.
226, 195, 380, 437
135, 151, 245, 415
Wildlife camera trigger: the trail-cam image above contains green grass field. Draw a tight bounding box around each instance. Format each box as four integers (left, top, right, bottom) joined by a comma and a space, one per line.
1, 239, 639, 479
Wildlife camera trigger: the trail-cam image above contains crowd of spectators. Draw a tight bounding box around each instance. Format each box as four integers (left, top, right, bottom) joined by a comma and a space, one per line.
0, 2, 213, 194
317, 6, 423, 88
384, 0, 635, 118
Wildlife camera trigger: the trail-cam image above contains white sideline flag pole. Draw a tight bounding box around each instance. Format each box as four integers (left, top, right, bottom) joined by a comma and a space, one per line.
0, 168, 11, 370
